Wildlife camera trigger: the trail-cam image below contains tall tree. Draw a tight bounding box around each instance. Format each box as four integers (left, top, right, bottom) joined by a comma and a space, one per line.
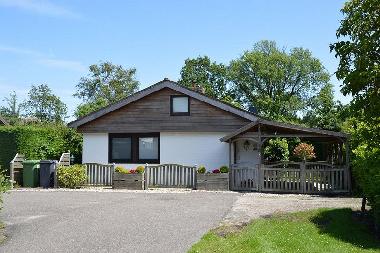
330, 0, 380, 122
74, 61, 140, 118
229, 40, 331, 122
331, 0, 380, 223
22, 84, 67, 122
0, 91, 21, 124
178, 56, 239, 106
303, 84, 347, 131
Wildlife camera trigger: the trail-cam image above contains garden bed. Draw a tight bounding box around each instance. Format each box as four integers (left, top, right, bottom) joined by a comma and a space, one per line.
196, 173, 229, 191
112, 172, 144, 190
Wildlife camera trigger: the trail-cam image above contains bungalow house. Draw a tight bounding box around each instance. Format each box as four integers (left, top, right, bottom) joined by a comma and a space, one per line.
69, 79, 350, 193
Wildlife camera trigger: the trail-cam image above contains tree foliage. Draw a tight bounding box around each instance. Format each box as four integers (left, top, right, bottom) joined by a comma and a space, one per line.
178, 41, 335, 124
330, 0, 380, 120
74, 61, 140, 118
230, 40, 331, 122
0, 91, 21, 125
22, 84, 67, 122
303, 84, 347, 131
264, 138, 289, 162
331, 0, 380, 225
178, 56, 239, 106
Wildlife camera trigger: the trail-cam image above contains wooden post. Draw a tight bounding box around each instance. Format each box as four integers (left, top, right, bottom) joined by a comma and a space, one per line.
9, 161, 14, 189
344, 141, 351, 192
300, 161, 306, 193
257, 124, 263, 192
144, 163, 148, 190
193, 164, 197, 190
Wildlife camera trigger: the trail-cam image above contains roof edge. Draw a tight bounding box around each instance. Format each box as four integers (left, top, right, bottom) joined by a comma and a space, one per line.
68, 79, 257, 129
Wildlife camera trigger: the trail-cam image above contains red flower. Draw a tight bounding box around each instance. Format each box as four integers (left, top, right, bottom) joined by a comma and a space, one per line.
129, 169, 137, 174
212, 169, 220, 174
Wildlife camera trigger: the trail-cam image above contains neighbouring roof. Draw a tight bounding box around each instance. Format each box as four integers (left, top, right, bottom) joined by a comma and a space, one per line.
0, 115, 9, 126
220, 119, 348, 142
68, 79, 258, 128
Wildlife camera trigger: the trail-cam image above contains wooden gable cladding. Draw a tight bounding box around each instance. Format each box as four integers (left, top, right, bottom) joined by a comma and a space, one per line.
77, 88, 250, 133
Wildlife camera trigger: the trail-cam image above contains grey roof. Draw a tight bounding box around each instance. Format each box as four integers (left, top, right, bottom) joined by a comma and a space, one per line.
0, 115, 9, 126
68, 79, 258, 128
220, 119, 348, 142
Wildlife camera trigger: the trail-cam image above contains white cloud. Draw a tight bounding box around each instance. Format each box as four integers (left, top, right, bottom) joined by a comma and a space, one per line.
0, 0, 80, 19
38, 58, 86, 72
0, 45, 42, 57
0, 44, 86, 72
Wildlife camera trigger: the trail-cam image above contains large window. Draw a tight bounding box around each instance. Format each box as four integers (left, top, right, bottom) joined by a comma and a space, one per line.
109, 133, 159, 163
170, 95, 190, 116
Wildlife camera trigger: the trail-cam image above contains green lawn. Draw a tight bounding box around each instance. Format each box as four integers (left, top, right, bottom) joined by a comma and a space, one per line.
189, 208, 380, 253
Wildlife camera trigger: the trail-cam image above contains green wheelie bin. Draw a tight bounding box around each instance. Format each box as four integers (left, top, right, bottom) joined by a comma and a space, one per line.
23, 160, 40, 187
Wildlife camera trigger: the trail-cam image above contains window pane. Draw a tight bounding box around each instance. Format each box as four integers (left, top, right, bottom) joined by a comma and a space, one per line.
139, 137, 159, 160
112, 137, 131, 160
172, 97, 189, 113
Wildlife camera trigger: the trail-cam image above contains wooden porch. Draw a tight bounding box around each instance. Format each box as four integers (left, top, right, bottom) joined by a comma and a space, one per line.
222, 119, 351, 194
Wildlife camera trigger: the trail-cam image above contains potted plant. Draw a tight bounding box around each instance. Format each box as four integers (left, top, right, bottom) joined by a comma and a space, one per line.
113, 166, 144, 190
196, 165, 229, 191
293, 143, 316, 161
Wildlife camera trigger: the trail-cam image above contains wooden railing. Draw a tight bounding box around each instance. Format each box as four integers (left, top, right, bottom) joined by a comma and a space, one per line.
84, 163, 115, 186
231, 161, 350, 194
145, 164, 196, 189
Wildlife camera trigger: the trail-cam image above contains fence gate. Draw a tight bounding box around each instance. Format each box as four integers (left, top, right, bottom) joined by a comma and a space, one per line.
230, 164, 258, 191
145, 164, 196, 189
84, 163, 115, 186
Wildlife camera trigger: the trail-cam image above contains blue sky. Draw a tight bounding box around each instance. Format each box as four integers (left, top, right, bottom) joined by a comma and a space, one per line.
0, 0, 349, 120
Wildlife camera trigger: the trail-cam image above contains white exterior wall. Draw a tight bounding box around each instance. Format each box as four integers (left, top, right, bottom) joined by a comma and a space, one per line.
82, 133, 108, 164
160, 132, 229, 171
82, 132, 230, 171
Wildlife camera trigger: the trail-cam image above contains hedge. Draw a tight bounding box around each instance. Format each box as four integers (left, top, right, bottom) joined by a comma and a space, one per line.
0, 124, 82, 174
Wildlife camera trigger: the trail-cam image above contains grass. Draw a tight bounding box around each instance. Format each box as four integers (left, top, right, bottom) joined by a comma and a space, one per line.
189, 208, 380, 253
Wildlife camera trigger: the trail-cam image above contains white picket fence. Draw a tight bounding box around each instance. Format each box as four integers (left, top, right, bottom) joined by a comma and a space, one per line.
145, 164, 196, 189
84, 163, 115, 186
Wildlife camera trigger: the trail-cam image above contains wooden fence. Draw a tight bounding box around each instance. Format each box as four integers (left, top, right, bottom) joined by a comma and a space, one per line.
9, 153, 25, 187
145, 164, 196, 189
231, 161, 350, 194
84, 163, 115, 186
58, 152, 71, 167
230, 164, 258, 191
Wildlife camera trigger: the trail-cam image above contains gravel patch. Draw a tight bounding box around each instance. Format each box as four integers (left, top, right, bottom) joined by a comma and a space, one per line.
221, 192, 361, 226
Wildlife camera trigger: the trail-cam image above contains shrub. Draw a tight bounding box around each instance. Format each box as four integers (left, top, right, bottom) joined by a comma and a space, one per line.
219, 166, 229, 173
115, 166, 129, 174
264, 138, 289, 162
136, 166, 145, 174
57, 165, 87, 188
0, 169, 11, 210
197, 166, 206, 174
129, 169, 137, 174
0, 124, 82, 174
293, 143, 316, 161
212, 169, 220, 174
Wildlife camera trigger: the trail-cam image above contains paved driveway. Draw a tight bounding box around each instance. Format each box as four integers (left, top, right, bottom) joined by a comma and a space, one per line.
0, 190, 238, 253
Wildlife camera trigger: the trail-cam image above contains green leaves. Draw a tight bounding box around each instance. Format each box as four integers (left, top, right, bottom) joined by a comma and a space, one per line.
57, 165, 87, 188
22, 84, 67, 123
230, 41, 330, 122
179, 41, 332, 125
74, 61, 140, 118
